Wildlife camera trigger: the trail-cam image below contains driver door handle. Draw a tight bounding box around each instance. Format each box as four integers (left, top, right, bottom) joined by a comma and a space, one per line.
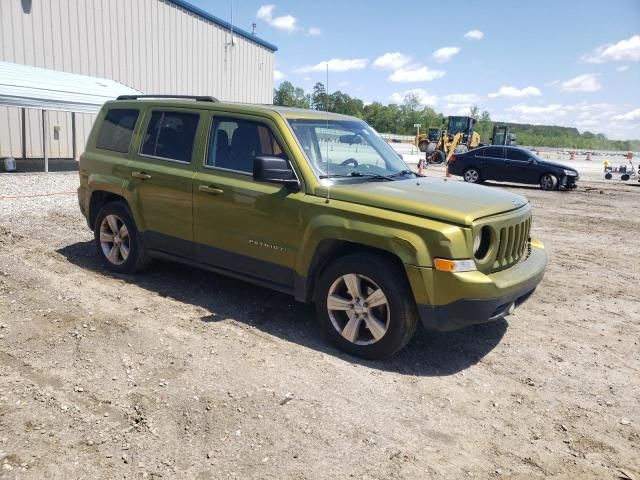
131, 171, 152, 180
199, 185, 224, 195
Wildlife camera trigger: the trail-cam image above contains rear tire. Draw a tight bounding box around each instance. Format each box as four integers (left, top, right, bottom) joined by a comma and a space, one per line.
315, 253, 418, 360
428, 150, 446, 164
463, 167, 481, 183
94, 202, 151, 274
540, 173, 558, 190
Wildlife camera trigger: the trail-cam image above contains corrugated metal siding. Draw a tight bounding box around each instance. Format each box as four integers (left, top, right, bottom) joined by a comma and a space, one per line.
0, 0, 275, 158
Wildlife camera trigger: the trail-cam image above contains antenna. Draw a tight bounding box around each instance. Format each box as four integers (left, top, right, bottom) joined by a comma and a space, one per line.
325, 62, 330, 204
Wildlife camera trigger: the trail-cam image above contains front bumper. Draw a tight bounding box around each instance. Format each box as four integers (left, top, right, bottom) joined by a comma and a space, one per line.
561, 174, 578, 189
411, 241, 547, 331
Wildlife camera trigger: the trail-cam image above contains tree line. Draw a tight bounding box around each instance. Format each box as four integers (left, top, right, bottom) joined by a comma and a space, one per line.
274, 81, 640, 152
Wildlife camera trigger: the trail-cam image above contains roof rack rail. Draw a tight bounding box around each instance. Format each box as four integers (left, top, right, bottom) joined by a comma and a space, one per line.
116, 94, 219, 102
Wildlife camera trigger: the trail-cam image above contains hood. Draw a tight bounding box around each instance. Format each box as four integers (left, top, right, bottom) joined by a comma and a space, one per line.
315, 177, 529, 226
536, 158, 576, 171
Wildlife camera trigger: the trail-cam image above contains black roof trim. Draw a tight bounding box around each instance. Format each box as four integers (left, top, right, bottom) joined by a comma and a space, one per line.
116, 95, 219, 102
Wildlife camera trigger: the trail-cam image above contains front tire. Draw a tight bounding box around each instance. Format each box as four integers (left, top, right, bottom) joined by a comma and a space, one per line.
315, 253, 418, 360
418, 141, 428, 152
463, 167, 481, 183
94, 202, 150, 273
540, 173, 558, 190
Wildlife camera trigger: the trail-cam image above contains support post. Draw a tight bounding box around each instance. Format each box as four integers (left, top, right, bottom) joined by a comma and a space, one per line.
42, 109, 49, 173
71, 112, 77, 160
21, 108, 26, 160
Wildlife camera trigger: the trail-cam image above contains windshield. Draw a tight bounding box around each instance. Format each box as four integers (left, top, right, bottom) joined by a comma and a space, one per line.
287, 118, 412, 180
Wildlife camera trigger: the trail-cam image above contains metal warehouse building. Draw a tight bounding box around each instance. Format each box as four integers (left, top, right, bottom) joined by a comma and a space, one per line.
0, 0, 277, 166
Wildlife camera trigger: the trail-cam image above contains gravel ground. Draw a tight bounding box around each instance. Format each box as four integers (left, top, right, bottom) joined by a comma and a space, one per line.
0, 172, 639, 479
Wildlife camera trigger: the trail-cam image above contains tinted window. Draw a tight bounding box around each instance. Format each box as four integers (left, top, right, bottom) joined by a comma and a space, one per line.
506, 149, 531, 162
95, 109, 139, 153
484, 147, 504, 159
141, 111, 199, 162
207, 117, 286, 173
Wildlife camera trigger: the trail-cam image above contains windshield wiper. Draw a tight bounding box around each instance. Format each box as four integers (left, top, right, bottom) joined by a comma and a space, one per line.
388, 169, 415, 178
319, 172, 395, 181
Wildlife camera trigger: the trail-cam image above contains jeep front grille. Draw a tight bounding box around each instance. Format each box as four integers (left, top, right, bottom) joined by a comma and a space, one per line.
493, 217, 531, 271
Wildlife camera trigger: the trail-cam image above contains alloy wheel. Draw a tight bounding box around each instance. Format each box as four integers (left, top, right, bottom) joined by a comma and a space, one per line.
99, 214, 130, 265
326, 273, 390, 345
464, 169, 479, 183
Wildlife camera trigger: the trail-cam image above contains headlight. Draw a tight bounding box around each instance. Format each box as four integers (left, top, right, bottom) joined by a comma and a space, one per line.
473, 226, 492, 260
563, 169, 577, 176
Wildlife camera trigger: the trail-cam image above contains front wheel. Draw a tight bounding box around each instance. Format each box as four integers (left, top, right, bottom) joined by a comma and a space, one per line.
418, 141, 428, 152
540, 173, 558, 190
463, 167, 481, 183
315, 254, 418, 359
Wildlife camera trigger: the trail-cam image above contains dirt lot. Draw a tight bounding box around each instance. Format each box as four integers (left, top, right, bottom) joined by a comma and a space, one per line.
1, 172, 639, 479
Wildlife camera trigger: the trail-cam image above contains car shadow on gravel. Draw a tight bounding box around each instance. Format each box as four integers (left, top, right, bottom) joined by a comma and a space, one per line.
57, 241, 507, 376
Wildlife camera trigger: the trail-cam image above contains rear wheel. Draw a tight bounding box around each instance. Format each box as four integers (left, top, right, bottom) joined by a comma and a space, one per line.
540, 173, 558, 190
463, 167, 481, 183
418, 141, 428, 152
428, 150, 446, 164
315, 253, 418, 359
94, 202, 150, 273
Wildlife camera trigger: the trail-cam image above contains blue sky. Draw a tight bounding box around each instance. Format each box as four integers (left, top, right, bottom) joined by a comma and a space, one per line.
194, 0, 639, 139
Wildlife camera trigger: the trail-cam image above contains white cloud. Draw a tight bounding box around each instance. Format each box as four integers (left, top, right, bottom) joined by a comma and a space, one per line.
499, 102, 640, 139
256, 5, 298, 33
257, 5, 274, 21
295, 58, 369, 73
271, 15, 297, 32
389, 88, 438, 106
337, 81, 349, 88
432, 47, 461, 63
372, 52, 412, 70
616, 65, 629, 72
506, 104, 568, 120
560, 73, 601, 92
582, 35, 640, 63
273, 69, 285, 81
443, 93, 481, 104
488, 85, 542, 98
388, 65, 446, 82
307, 26, 322, 36
464, 30, 484, 40
612, 108, 640, 121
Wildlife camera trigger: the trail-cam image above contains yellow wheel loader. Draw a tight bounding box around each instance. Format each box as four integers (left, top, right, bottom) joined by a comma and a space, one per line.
426, 116, 480, 164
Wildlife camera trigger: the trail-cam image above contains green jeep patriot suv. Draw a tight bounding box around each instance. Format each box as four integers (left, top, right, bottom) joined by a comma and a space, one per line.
78, 95, 547, 359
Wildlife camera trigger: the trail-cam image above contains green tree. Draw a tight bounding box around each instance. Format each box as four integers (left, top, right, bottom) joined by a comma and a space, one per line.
273, 81, 310, 108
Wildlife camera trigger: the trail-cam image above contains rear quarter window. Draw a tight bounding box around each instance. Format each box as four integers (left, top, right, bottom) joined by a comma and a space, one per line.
95, 109, 139, 153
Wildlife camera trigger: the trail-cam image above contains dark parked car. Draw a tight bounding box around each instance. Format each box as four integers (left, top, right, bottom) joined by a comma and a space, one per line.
447, 146, 579, 190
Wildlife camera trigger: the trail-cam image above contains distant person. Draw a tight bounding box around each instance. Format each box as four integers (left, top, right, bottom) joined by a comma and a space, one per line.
603, 159, 611, 172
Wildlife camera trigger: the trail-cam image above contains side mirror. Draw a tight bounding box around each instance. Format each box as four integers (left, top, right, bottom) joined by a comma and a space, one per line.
253, 156, 300, 191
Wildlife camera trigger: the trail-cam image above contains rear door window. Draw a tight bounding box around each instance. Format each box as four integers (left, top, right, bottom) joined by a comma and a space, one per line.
95, 109, 139, 153
506, 149, 530, 162
141, 111, 199, 163
484, 147, 504, 159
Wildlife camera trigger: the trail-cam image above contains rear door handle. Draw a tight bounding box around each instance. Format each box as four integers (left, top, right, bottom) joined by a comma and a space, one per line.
131, 171, 152, 180
198, 185, 224, 195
